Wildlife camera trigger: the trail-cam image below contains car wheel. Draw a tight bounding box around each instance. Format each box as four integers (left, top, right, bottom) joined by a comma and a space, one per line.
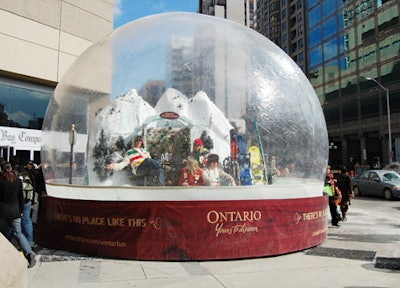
353, 186, 360, 197
383, 188, 393, 200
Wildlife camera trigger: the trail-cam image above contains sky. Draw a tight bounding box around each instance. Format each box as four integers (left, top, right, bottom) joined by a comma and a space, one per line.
114, 0, 198, 28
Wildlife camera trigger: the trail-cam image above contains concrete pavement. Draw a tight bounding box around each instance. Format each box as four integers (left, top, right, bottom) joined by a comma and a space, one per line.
27, 198, 400, 287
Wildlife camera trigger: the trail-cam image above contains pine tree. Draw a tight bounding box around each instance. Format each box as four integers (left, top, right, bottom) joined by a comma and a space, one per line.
115, 135, 126, 152
92, 129, 110, 181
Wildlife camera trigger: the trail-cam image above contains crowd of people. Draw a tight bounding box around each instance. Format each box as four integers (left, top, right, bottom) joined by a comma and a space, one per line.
106, 136, 237, 187
0, 158, 46, 268
324, 165, 353, 227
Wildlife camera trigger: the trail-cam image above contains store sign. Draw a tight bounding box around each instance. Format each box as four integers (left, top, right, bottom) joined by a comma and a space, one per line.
160, 111, 179, 119
0, 127, 42, 149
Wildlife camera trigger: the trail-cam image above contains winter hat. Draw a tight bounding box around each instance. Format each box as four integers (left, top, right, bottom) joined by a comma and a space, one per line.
193, 138, 203, 146
134, 135, 143, 142
207, 154, 219, 164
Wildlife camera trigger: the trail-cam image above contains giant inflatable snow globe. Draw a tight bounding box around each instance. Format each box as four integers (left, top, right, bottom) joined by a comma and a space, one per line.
36, 12, 329, 260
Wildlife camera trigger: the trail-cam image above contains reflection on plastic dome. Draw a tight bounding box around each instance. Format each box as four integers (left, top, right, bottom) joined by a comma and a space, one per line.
41, 12, 328, 198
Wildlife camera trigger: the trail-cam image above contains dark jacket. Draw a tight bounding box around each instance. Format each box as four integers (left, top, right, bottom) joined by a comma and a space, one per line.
0, 175, 24, 220
337, 173, 352, 202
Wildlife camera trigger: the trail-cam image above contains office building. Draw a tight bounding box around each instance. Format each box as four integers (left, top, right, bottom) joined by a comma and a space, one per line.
255, 0, 306, 72
255, 0, 399, 167
199, 0, 256, 28
0, 1, 113, 163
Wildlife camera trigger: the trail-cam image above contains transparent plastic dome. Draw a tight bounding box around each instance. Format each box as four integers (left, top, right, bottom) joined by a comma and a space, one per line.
41, 12, 328, 199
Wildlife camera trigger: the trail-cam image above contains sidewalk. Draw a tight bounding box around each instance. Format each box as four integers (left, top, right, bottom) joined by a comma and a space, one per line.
27, 200, 400, 287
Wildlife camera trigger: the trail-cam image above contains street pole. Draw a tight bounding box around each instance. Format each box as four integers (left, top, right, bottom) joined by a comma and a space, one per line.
366, 77, 392, 163
69, 124, 76, 184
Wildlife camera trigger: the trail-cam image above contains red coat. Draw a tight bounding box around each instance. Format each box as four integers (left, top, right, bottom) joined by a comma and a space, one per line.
178, 168, 205, 186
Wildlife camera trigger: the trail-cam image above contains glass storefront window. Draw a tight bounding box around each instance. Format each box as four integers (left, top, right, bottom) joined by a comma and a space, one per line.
0, 78, 53, 129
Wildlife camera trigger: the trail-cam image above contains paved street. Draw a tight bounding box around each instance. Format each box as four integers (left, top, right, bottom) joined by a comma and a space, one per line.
28, 197, 400, 287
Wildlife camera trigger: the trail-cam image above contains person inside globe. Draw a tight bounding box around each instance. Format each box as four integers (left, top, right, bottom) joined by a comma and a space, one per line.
178, 157, 205, 186
203, 154, 236, 186
106, 135, 165, 186
190, 138, 208, 168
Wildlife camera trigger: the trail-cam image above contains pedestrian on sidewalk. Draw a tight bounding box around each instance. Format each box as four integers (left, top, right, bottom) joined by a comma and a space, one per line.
0, 161, 37, 268
18, 168, 35, 248
323, 165, 342, 227
336, 165, 352, 221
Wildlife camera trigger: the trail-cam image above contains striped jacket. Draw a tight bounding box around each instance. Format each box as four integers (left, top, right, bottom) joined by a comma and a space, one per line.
113, 148, 151, 174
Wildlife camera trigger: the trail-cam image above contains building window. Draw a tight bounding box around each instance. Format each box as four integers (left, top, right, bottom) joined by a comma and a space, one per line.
323, 16, 337, 40
309, 45, 323, 67
0, 78, 53, 129
297, 0, 302, 9
342, 102, 359, 121
361, 97, 379, 118
308, 5, 321, 28
298, 38, 304, 48
324, 107, 340, 124
323, 38, 338, 61
307, 0, 319, 9
309, 26, 322, 48
298, 24, 303, 35
299, 51, 304, 62
322, 0, 336, 18
297, 12, 303, 22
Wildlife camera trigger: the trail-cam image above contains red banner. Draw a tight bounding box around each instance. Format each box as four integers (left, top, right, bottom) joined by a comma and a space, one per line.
35, 196, 328, 260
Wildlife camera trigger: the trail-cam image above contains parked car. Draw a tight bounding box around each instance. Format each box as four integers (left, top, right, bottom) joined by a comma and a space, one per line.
351, 169, 400, 200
